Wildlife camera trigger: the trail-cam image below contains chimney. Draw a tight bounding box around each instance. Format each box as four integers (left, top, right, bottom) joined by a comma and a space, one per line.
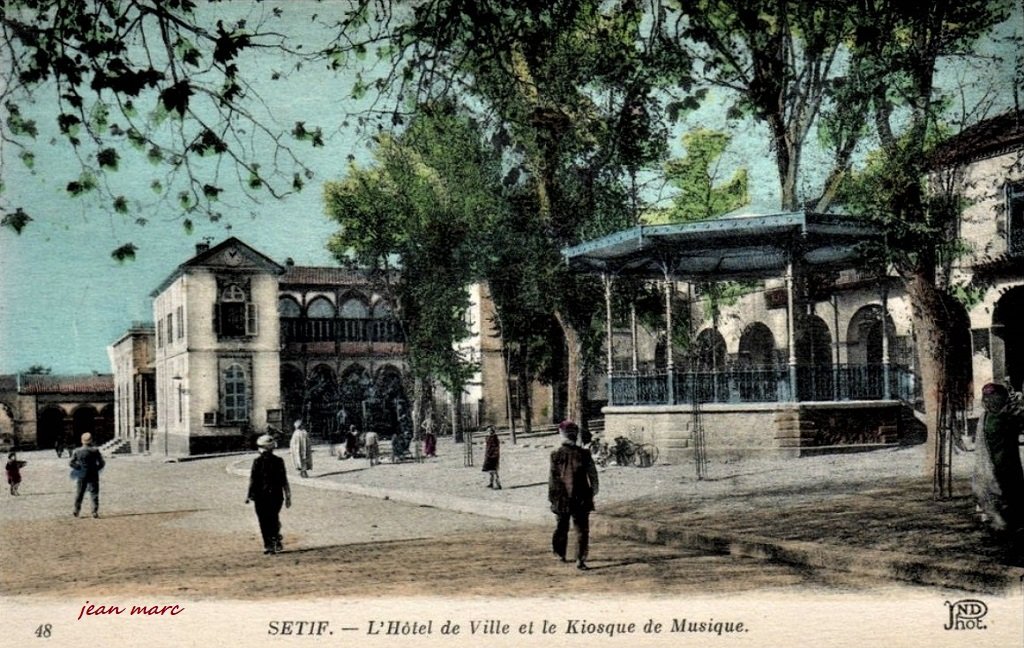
285, 257, 295, 267
196, 242, 210, 255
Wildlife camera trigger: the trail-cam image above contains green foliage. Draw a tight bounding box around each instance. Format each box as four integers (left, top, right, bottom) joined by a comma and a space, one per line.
325, 102, 500, 393
111, 243, 138, 263
655, 129, 748, 224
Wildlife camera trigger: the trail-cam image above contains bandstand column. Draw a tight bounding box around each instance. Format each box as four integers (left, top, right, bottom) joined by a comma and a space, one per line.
630, 302, 639, 372
786, 257, 798, 402
881, 279, 892, 400
664, 277, 675, 405
603, 274, 614, 405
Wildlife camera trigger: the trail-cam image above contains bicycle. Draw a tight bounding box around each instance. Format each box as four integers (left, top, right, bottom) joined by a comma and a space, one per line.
589, 437, 613, 467
611, 436, 659, 467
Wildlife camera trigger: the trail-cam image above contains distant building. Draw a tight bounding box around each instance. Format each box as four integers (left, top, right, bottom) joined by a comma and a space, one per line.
278, 262, 409, 440
110, 238, 414, 456
454, 282, 561, 430
107, 322, 156, 453
0, 373, 114, 450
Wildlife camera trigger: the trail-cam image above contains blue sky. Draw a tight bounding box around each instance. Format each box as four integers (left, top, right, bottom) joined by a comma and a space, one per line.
0, 3, 1019, 375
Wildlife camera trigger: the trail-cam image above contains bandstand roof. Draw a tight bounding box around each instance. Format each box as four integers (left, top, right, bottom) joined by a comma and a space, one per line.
562, 211, 879, 281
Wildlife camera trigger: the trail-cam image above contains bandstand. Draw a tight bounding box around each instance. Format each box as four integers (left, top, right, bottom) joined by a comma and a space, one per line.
563, 211, 922, 464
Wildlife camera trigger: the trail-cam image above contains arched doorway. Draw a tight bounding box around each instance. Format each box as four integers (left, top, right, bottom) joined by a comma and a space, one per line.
280, 364, 305, 432
374, 365, 409, 437
693, 328, 727, 371
796, 314, 833, 401
0, 402, 16, 447
96, 405, 114, 445
37, 406, 66, 451
738, 322, 777, 401
72, 406, 98, 444
738, 322, 776, 367
306, 364, 339, 442
846, 305, 897, 366
338, 364, 371, 432
993, 286, 1024, 391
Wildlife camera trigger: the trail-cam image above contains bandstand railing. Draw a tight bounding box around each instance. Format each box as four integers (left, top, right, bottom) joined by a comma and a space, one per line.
608, 364, 921, 407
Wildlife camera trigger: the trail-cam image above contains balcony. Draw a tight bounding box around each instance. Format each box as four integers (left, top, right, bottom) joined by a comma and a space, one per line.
280, 317, 404, 344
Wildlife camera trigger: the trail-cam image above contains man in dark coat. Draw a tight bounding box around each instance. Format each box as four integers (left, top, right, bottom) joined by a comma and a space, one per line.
70, 432, 105, 518
245, 434, 292, 554
548, 420, 599, 570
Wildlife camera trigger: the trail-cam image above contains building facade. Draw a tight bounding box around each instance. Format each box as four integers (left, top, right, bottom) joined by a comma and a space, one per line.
150, 238, 285, 455
107, 322, 156, 453
0, 373, 114, 451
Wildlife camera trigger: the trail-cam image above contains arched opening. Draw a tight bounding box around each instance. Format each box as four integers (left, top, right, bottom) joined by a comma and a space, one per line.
306, 364, 339, 442
96, 404, 115, 445
277, 296, 301, 318
338, 365, 371, 433
306, 297, 335, 318
737, 322, 776, 368
340, 296, 370, 342
38, 406, 66, 452
280, 364, 305, 433
0, 402, 15, 445
72, 405, 99, 444
693, 328, 727, 371
737, 322, 777, 401
796, 314, 833, 401
846, 305, 897, 366
372, 365, 409, 437
993, 286, 1024, 391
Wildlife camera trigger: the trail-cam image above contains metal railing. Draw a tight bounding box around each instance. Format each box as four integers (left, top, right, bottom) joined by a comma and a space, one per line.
280, 317, 404, 344
608, 363, 921, 407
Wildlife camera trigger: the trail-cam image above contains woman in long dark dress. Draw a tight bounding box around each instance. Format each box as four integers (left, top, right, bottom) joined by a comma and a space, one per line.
482, 426, 501, 489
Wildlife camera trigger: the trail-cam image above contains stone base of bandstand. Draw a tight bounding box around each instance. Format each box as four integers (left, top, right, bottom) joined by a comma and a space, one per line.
602, 401, 908, 463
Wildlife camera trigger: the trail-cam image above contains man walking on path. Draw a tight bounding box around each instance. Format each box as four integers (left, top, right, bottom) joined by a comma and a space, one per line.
289, 419, 312, 478
482, 426, 502, 489
246, 434, 292, 554
70, 432, 105, 518
548, 420, 599, 570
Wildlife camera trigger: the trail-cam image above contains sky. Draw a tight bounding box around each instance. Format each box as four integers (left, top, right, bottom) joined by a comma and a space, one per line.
0, 2, 1020, 376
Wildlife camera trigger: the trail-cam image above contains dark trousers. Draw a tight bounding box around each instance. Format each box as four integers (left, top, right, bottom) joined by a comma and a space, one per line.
74, 479, 100, 515
552, 509, 590, 562
254, 499, 283, 549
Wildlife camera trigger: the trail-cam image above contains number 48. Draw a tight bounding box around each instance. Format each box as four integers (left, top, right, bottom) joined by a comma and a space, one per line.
35, 624, 52, 638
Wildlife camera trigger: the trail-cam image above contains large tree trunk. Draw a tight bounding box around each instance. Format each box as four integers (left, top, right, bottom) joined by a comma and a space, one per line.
555, 309, 587, 430
904, 272, 972, 489
517, 358, 532, 437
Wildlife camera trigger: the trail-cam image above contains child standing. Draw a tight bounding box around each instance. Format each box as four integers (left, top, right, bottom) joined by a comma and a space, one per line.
6, 451, 26, 495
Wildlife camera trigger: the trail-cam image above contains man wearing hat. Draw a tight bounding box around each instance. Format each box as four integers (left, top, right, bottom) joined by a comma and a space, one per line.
69, 432, 105, 518
245, 434, 292, 554
289, 419, 312, 478
548, 420, 599, 570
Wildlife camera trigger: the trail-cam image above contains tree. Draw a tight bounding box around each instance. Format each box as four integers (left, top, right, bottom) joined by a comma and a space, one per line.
654, 128, 749, 224
2, 1, 330, 257
324, 101, 498, 435
673, 0, 870, 211
837, 0, 1013, 491
343, 0, 689, 428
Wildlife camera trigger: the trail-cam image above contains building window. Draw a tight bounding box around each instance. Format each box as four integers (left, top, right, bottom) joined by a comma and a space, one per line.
157, 317, 164, 348
221, 362, 249, 423
176, 306, 184, 339
217, 283, 258, 337
1008, 181, 1024, 256
166, 313, 174, 344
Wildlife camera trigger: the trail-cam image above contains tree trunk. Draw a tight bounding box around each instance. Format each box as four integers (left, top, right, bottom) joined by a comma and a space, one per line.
555, 309, 587, 429
517, 360, 532, 437
904, 272, 972, 486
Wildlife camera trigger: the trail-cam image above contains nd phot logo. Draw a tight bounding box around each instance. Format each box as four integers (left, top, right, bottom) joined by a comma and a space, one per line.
943, 599, 988, 631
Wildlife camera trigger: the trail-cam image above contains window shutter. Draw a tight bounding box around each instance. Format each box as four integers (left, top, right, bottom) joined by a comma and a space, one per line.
246, 302, 259, 336
214, 303, 222, 335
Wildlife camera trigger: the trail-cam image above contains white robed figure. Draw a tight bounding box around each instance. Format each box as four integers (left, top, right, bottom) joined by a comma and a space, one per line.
289, 419, 312, 478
